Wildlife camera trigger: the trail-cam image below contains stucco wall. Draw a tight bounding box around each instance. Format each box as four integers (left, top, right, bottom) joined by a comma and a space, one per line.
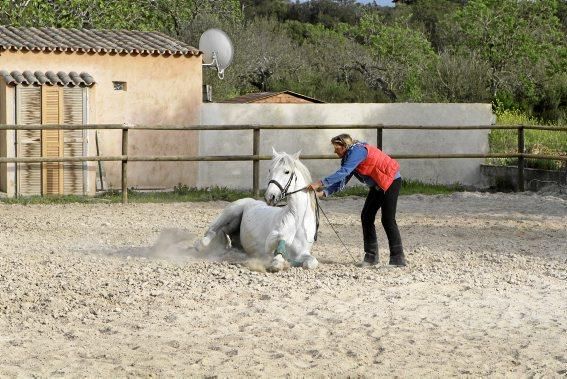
199, 103, 495, 189
0, 49, 202, 190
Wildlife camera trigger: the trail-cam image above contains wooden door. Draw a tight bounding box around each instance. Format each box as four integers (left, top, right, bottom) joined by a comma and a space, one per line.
41, 86, 64, 195
16, 86, 42, 195
62, 87, 85, 195
16, 86, 86, 196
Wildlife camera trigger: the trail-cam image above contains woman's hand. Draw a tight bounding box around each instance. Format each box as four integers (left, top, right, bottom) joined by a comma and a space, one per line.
315, 190, 326, 199
308, 180, 323, 191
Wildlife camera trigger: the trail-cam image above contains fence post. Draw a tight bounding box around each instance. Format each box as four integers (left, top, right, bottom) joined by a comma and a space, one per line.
517, 125, 525, 192
377, 127, 383, 150
253, 128, 260, 198
122, 127, 129, 204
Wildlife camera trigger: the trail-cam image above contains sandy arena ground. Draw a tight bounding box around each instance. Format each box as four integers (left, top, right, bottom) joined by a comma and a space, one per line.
0, 191, 566, 377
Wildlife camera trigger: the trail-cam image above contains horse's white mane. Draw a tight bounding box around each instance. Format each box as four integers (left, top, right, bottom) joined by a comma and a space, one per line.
270, 152, 312, 184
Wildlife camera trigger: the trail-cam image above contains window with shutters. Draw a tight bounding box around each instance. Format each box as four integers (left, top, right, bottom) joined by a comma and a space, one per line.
16, 86, 86, 196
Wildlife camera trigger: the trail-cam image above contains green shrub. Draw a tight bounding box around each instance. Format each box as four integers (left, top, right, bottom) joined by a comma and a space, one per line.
488, 109, 567, 170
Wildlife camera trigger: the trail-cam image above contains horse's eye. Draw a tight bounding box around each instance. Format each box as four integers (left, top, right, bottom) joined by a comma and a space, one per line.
284, 170, 290, 174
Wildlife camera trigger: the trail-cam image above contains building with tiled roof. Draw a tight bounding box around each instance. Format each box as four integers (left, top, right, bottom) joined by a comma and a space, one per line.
0, 26, 203, 197
0, 26, 200, 56
221, 90, 324, 104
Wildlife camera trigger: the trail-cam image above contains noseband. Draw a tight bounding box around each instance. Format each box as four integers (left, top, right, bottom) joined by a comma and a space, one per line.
268, 171, 296, 198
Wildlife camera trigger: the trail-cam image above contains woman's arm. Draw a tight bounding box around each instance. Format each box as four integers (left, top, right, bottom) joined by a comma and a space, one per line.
308, 145, 367, 197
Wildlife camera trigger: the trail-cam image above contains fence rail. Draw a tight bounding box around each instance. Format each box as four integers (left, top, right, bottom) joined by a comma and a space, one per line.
1, 123, 565, 203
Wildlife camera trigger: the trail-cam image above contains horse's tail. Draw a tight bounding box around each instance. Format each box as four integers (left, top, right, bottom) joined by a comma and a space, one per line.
197, 198, 258, 250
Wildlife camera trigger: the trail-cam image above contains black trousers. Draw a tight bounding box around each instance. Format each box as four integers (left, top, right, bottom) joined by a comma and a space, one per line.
361, 178, 403, 256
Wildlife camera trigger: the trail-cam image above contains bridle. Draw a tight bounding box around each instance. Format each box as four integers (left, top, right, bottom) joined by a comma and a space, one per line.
267, 170, 319, 241
268, 171, 297, 199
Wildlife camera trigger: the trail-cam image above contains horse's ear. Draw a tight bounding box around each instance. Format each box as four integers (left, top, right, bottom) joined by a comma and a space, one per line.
272, 146, 279, 157
292, 150, 301, 160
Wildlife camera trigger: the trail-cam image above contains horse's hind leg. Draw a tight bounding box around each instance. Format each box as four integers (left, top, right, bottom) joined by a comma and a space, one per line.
198, 198, 256, 250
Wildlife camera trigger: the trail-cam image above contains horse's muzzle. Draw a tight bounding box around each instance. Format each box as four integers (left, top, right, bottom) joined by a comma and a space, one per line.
265, 192, 280, 206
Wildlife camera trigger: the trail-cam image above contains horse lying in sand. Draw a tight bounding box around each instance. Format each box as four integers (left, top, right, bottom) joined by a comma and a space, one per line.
196, 149, 319, 271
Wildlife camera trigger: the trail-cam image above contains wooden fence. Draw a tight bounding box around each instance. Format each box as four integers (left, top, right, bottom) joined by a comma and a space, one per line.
0, 124, 565, 203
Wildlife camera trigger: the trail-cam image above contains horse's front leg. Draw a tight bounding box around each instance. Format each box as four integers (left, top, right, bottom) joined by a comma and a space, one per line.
264, 233, 289, 272
289, 237, 318, 269
289, 250, 319, 269
265, 217, 297, 272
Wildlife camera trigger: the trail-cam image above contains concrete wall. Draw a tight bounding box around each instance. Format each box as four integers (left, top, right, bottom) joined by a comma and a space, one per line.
199, 103, 495, 189
0, 49, 202, 190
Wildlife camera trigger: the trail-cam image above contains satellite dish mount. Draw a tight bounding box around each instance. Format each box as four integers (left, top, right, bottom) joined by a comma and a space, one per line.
199, 29, 234, 80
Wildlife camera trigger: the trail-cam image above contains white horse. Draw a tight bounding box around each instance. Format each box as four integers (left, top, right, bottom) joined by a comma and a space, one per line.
196, 149, 319, 271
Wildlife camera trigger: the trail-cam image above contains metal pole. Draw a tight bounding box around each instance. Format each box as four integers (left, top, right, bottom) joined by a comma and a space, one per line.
122, 128, 129, 204
253, 128, 260, 198
518, 126, 525, 192
377, 127, 383, 150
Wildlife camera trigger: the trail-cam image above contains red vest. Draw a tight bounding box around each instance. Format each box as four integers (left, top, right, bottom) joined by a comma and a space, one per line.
355, 144, 400, 191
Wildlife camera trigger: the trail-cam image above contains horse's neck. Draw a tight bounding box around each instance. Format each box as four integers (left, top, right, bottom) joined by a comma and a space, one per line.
285, 177, 313, 220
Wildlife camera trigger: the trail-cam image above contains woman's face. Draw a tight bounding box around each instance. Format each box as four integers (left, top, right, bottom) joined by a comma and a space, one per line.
332, 143, 347, 158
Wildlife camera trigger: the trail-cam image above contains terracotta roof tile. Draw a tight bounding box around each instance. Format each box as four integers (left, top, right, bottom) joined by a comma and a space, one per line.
222, 90, 325, 103
0, 26, 200, 57
0, 70, 95, 87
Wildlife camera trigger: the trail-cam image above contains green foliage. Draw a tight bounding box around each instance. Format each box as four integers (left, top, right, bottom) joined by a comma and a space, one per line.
0, 0, 243, 35
287, 0, 362, 28
1, 0, 565, 122
356, 13, 438, 101
332, 180, 465, 197
442, 0, 567, 118
488, 108, 567, 170
0, 195, 100, 205
0, 181, 468, 204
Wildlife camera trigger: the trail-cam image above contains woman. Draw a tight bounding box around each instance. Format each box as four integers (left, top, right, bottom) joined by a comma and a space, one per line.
309, 133, 406, 266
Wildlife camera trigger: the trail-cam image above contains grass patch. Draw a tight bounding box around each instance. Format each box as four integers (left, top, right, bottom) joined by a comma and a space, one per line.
0, 195, 101, 205
0, 181, 464, 205
98, 186, 252, 203
489, 109, 567, 170
333, 180, 464, 197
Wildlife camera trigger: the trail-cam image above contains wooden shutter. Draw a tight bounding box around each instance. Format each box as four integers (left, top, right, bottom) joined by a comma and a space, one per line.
41, 86, 64, 195
62, 87, 85, 195
16, 86, 42, 196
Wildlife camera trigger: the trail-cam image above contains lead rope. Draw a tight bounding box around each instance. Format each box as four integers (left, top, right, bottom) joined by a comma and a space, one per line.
279, 185, 358, 264
313, 194, 358, 263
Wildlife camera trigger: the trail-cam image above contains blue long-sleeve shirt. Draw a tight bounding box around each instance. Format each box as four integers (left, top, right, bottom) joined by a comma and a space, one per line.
322, 142, 400, 196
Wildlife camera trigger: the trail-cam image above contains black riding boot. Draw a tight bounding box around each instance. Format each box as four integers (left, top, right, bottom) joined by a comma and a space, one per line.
389, 244, 406, 267
363, 242, 379, 265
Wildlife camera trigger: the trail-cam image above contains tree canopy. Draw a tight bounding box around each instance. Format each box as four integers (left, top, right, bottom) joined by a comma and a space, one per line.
1, 0, 565, 122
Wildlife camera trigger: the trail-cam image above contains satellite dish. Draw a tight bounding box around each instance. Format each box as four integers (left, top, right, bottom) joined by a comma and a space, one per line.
199, 28, 234, 80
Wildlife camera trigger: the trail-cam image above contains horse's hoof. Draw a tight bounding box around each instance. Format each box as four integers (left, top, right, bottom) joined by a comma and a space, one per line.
201, 235, 212, 247
268, 255, 288, 272
302, 256, 319, 270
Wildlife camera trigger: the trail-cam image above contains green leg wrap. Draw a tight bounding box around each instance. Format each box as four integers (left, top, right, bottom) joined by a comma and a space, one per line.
275, 240, 287, 258
290, 259, 303, 267
275, 240, 302, 266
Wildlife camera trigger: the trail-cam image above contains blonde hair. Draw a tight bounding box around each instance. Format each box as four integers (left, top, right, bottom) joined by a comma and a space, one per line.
330, 133, 357, 148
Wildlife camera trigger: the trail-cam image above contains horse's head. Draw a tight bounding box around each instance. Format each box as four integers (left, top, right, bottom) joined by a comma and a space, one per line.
265, 148, 306, 206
